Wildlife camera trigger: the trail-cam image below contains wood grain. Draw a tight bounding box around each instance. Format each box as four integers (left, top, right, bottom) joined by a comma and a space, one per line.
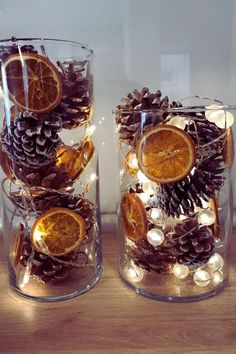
0, 231, 236, 354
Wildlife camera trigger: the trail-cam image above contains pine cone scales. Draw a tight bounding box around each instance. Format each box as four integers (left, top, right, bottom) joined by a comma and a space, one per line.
20, 235, 88, 283
128, 239, 175, 274
1, 111, 62, 168
169, 219, 214, 266
55, 60, 91, 129
116, 88, 169, 145
0, 44, 37, 63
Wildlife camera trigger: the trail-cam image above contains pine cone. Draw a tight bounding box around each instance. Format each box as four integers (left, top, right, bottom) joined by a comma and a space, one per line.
10, 190, 95, 232
168, 219, 214, 266
1, 111, 62, 169
154, 117, 225, 218
116, 88, 169, 146
0, 43, 37, 63
54, 60, 91, 129
20, 234, 88, 283
128, 238, 175, 274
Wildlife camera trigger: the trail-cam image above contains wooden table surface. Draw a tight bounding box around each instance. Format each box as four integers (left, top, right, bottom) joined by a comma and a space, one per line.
0, 231, 236, 354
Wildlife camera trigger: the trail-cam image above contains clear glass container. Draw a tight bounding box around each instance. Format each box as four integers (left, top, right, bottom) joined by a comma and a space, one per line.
115, 94, 234, 302
0, 37, 102, 301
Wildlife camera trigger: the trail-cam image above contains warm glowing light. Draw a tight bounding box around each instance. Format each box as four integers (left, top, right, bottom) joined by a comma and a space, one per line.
193, 269, 211, 287
168, 116, 186, 130
173, 264, 189, 279
211, 270, 224, 285
205, 106, 234, 129
150, 208, 163, 221
147, 228, 165, 246
128, 153, 139, 170
34, 229, 42, 242
208, 253, 224, 270
142, 183, 155, 196
89, 173, 97, 182
139, 193, 150, 203
86, 125, 96, 136
198, 209, 216, 226
126, 264, 145, 282
137, 170, 150, 183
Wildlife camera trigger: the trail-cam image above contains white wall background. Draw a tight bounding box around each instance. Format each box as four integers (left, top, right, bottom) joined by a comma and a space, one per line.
0, 0, 236, 213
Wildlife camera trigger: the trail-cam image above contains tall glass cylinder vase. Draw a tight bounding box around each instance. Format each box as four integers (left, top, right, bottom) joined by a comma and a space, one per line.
115, 89, 234, 302
0, 37, 102, 301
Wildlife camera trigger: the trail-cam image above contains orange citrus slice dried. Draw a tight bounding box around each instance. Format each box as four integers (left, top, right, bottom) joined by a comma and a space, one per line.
4, 53, 62, 113
56, 138, 95, 181
31, 207, 86, 256
121, 192, 148, 242
125, 149, 139, 177
0, 142, 13, 179
137, 125, 196, 184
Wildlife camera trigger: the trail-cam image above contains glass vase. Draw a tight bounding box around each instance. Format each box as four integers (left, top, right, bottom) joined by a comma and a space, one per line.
0, 37, 102, 301
115, 91, 234, 302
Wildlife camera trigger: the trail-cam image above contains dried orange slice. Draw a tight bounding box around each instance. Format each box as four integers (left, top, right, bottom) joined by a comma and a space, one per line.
137, 125, 196, 184
121, 192, 148, 242
31, 207, 86, 256
56, 138, 95, 181
0, 142, 13, 179
4, 53, 62, 113
125, 149, 139, 177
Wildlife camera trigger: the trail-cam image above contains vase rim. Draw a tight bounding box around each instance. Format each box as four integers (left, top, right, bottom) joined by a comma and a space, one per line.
0, 37, 93, 55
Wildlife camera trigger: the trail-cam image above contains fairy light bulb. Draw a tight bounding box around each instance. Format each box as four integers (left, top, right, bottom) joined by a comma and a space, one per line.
128, 153, 139, 170
137, 170, 150, 183
208, 253, 224, 270
205, 106, 234, 128
147, 228, 165, 246
90, 173, 97, 182
168, 116, 186, 130
139, 193, 150, 203
150, 208, 163, 222
142, 182, 155, 196
86, 125, 96, 136
198, 209, 216, 226
211, 270, 224, 285
193, 269, 211, 287
126, 264, 145, 283
173, 264, 189, 279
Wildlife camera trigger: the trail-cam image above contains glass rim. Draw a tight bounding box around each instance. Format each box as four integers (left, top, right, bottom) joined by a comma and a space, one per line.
0, 37, 93, 55
113, 104, 236, 115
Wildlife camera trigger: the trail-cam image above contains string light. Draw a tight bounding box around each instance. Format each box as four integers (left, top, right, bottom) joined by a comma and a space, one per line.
89, 173, 97, 182
193, 269, 211, 287
208, 253, 224, 270
198, 209, 216, 226
205, 105, 234, 129
86, 125, 96, 137
168, 116, 186, 130
137, 170, 150, 183
127, 153, 139, 170
173, 264, 189, 279
147, 228, 165, 246
150, 208, 163, 222
126, 263, 145, 283
211, 270, 224, 285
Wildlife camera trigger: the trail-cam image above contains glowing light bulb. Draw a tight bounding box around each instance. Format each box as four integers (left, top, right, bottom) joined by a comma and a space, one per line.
126, 264, 145, 282
128, 153, 139, 170
137, 170, 150, 183
208, 253, 224, 270
205, 106, 234, 129
86, 125, 96, 136
90, 173, 97, 182
142, 182, 155, 196
173, 264, 189, 279
193, 269, 211, 287
198, 209, 216, 226
205, 104, 223, 121
168, 116, 186, 130
34, 229, 42, 241
139, 193, 149, 203
150, 208, 163, 221
147, 228, 165, 246
211, 270, 224, 285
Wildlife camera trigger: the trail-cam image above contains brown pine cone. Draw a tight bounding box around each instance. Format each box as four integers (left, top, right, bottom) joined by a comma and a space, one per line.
115, 88, 169, 146
55, 60, 92, 129
128, 238, 175, 274
1, 111, 62, 169
168, 219, 214, 267
20, 234, 88, 283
